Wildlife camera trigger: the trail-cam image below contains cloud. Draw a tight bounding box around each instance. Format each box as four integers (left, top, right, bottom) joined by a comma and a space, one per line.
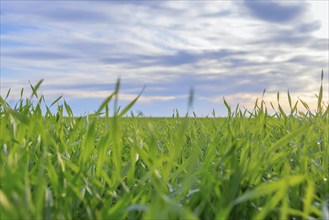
297, 21, 321, 33
46, 7, 109, 24
52, 90, 179, 104
243, 0, 306, 23
99, 49, 241, 68
5, 50, 80, 60
1, 1, 328, 116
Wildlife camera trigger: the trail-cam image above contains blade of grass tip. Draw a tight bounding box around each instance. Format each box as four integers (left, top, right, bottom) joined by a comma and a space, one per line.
223, 97, 231, 117
29, 79, 44, 99
260, 99, 265, 113
5, 89, 11, 100
96, 93, 115, 114
291, 100, 298, 115
114, 78, 120, 115
115, 77, 121, 93
277, 92, 280, 103
262, 88, 266, 99
64, 100, 74, 118
288, 89, 292, 110
187, 87, 194, 111
45, 106, 52, 117
106, 104, 109, 118
50, 95, 62, 108
115, 106, 121, 115
278, 103, 287, 119
20, 88, 24, 99
299, 98, 311, 112
212, 109, 216, 118
36, 95, 45, 114
234, 103, 240, 116
317, 72, 323, 114
39, 94, 45, 104
254, 98, 259, 110
118, 86, 145, 117
270, 101, 276, 112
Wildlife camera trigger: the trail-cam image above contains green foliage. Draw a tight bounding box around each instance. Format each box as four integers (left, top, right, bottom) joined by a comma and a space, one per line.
0, 75, 328, 220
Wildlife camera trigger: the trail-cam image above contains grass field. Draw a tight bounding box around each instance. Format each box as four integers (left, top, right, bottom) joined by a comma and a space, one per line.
0, 74, 328, 220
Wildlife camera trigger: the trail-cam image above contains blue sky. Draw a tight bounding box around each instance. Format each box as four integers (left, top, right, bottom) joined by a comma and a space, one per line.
1, 1, 328, 117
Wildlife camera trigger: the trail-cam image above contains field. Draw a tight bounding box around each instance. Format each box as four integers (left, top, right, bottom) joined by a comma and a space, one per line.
0, 77, 328, 220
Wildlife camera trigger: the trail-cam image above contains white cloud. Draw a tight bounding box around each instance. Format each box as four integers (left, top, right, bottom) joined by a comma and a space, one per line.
306, 1, 329, 39
1, 1, 328, 116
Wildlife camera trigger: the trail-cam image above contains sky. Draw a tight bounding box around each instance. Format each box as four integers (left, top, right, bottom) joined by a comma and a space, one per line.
1, 0, 328, 117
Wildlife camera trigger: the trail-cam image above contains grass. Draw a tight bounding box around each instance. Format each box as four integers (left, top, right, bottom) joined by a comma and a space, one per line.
0, 72, 328, 220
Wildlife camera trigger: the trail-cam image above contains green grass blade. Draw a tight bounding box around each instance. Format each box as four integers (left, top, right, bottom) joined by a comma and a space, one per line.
288, 89, 292, 110
29, 79, 44, 99
50, 95, 62, 107
268, 125, 310, 153
223, 97, 231, 117
118, 86, 145, 117
5, 89, 11, 100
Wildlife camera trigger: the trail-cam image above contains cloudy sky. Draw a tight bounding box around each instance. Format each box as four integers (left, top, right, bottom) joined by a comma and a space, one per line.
1, 1, 328, 117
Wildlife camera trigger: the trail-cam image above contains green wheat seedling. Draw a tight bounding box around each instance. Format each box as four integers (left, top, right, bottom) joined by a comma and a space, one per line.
0, 71, 328, 220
